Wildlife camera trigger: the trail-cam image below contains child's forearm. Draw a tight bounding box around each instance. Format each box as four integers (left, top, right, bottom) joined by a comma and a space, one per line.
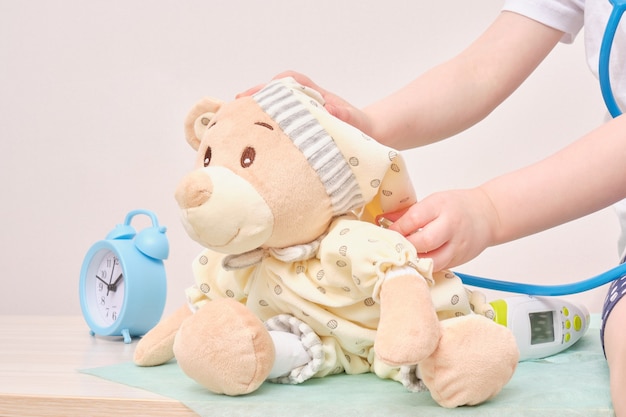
364, 11, 562, 150
481, 115, 626, 246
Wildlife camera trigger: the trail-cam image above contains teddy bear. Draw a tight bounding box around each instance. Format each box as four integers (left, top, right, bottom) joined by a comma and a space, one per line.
133, 77, 520, 408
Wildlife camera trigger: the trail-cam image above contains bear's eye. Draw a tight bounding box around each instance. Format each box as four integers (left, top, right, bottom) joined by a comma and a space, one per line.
203, 146, 212, 167
240, 147, 256, 168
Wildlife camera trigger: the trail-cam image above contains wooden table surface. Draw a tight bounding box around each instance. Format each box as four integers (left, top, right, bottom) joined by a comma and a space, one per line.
0, 315, 197, 417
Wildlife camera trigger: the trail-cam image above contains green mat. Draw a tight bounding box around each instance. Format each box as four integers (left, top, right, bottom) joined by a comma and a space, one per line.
83, 321, 613, 416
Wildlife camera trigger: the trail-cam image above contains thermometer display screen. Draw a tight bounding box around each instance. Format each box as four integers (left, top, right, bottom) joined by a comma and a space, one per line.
529, 311, 555, 345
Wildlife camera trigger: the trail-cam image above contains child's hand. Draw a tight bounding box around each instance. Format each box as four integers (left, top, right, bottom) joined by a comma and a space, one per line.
237, 71, 375, 138
386, 188, 499, 271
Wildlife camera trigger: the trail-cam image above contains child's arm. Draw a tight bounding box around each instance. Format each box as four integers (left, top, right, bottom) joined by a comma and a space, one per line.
239, 13, 563, 151
390, 114, 626, 270
364, 11, 564, 149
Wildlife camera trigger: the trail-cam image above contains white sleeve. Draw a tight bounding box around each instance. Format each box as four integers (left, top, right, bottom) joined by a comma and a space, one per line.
502, 0, 585, 44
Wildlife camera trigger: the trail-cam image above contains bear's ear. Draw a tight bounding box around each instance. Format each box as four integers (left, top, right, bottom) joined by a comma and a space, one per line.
183, 97, 223, 150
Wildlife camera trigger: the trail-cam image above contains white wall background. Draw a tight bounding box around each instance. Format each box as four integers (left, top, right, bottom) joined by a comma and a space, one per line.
0, 0, 617, 319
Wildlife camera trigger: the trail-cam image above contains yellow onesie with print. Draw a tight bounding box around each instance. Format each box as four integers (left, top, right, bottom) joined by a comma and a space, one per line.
186, 215, 494, 385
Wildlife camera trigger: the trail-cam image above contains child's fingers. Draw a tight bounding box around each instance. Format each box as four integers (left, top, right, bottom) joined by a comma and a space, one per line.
406, 219, 448, 257
375, 208, 407, 226
386, 205, 432, 238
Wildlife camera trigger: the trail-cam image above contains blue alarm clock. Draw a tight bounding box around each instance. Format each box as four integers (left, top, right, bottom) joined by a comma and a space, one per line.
79, 209, 169, 343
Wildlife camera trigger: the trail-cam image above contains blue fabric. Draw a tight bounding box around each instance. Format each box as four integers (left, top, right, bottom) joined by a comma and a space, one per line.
601, 256, 626, 352
601, 275, 626, 351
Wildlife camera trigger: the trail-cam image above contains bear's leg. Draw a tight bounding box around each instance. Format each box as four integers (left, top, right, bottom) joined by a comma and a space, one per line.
419, 315, 519, 408
134, 304, 193, 366
173, 298, 275, 396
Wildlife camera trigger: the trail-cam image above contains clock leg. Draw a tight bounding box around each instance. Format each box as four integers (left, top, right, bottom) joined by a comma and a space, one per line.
122, 328, 131, 344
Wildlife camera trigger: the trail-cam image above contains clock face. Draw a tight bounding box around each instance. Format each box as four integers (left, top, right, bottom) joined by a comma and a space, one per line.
88, 249, 125, 326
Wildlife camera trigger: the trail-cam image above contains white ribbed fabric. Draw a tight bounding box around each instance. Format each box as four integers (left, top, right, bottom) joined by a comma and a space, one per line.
253, 80, 364, 216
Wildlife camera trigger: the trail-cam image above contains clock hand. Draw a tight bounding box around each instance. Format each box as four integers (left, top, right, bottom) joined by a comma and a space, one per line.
109, 261, 116, 284
110, 273, 123, 291
106, 259, 117, 295
96, 275, 109, 286
96, 272, 122, 295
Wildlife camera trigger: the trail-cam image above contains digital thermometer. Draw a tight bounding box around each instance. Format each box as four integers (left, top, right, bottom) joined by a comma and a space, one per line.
490, 295, 590, 361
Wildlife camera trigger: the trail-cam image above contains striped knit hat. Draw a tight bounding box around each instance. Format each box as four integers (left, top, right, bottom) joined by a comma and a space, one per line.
252, 77, 416, 220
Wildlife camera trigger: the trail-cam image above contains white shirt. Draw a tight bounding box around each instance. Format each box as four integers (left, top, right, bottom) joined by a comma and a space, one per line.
503, 0, 626, 259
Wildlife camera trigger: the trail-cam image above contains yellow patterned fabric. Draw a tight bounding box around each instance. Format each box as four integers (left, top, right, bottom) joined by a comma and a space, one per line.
186, 216, 494, 381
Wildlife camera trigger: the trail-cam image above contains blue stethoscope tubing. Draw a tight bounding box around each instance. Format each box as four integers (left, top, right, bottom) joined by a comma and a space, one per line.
456, 262, 626, 296
458, 2, 625, 295
599, 0, 625, 117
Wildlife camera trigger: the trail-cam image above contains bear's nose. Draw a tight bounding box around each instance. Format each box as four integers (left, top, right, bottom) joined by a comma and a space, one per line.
175, 170, 213, 209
